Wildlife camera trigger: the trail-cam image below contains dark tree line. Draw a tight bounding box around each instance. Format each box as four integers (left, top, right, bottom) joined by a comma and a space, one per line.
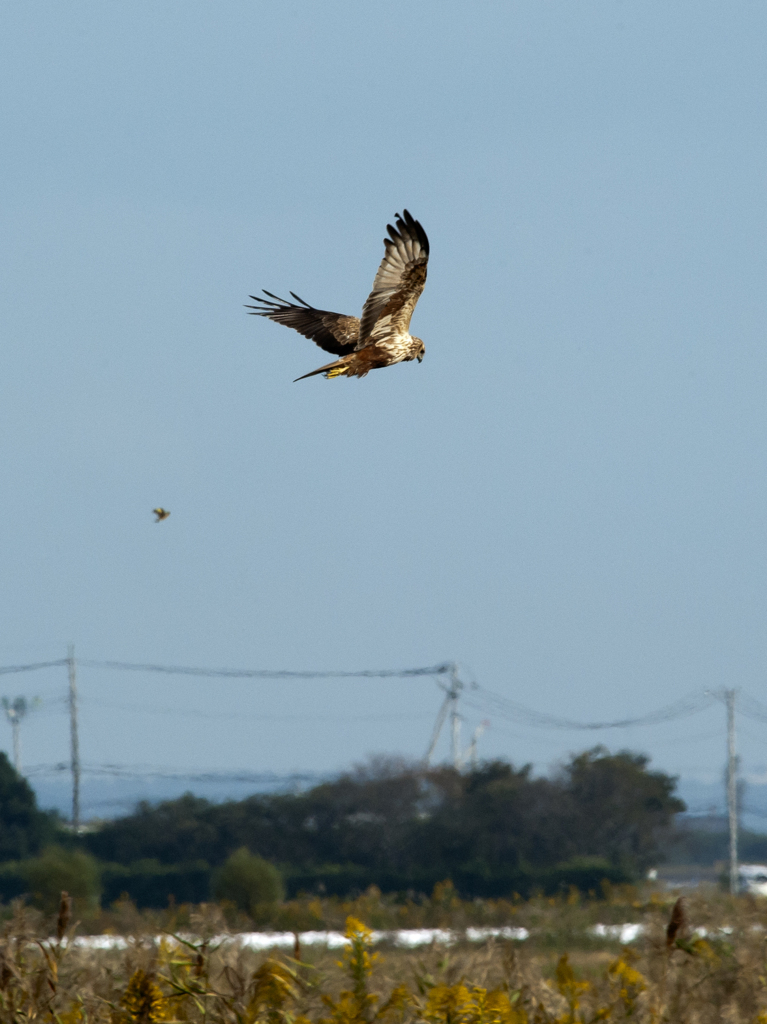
0, 746, 686, 903
0, 753, 57, 860
83, 748, 684, 897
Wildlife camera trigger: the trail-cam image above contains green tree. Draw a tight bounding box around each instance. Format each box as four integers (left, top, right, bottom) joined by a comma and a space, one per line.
84, 792, 214, 864
82, 750, 685, 898
22, 845, 101, 913
213, 847, 284, 915
0, 751, 56, 859
562, 747, 685, 871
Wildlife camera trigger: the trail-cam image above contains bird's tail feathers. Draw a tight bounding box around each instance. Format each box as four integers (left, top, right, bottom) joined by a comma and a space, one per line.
294, 357, 351, 382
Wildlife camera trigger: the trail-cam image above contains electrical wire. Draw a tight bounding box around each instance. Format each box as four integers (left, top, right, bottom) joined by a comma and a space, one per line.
739, 693, 767, 724
464, 686, 718, 730
79, 697, 432, 722
24, 762, 325, 783
0, 660, 67, 676
1, 655, 767, 743
78, 660, 453, 679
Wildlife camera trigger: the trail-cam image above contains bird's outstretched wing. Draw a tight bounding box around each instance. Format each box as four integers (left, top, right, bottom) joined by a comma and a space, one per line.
245, 291, 360, 356
357, 210, 429, 347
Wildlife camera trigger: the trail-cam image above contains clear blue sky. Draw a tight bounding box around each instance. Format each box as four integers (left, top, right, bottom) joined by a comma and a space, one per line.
2, 2, 767, 814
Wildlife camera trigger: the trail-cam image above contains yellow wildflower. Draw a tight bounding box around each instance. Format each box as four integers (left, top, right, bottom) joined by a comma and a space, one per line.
120, 969, 167, 1024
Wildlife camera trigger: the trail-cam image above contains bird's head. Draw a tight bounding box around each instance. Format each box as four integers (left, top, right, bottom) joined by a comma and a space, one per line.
413, 338, 425, 362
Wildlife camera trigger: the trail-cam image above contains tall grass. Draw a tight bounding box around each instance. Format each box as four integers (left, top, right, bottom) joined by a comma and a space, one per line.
0, 889, 767, 1022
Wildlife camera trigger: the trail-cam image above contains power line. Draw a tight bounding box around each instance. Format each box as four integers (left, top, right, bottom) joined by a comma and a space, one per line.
0, 660, 67, 676
67, 646, 81, 831
738, 693, 767, 724
5, 652, 767, 831
725, 689, 739, 894
78, 660, 453, 679
743, 805, 767, 819
25, 762, 326, 784
79, 698, 431, 722
0, 655, 760, 734
464, 686, 717, 730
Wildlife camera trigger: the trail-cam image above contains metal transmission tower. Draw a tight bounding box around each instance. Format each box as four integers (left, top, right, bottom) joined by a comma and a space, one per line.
451, 705, 462, 768
450, 717, 491, 771
424, 667, 487, 769
724, 689, 739, 895
463, 719, 490, 770
704, 692, 737, 892
1, 696, 39, 772
67, 645, 81, 831
708, 687, 740, 894
425, 664, 463, 767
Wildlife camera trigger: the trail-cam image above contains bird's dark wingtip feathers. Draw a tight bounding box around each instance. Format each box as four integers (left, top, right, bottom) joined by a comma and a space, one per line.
245, 293, 279, 315
246, 290, 304, 315
388, 210, 429, 257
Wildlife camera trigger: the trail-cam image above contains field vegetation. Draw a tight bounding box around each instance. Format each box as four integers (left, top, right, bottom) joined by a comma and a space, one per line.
1, 888, 767, 1022
0, 747, 697, 910
65, 748, 688, 909
1, 745, 767, 1018
2, 746, 767, 917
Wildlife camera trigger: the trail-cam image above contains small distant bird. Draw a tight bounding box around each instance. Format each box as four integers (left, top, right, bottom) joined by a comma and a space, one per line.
247, 210, 430, 381
153, 508, 170, 522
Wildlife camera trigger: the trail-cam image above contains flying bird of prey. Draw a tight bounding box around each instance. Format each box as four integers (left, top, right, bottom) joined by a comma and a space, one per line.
246, 210, 429, 380
153, 508, 170, 522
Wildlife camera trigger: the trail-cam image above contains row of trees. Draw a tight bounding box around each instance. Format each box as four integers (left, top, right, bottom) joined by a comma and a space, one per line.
0, 746, 688, 906
81, 747, 684, 899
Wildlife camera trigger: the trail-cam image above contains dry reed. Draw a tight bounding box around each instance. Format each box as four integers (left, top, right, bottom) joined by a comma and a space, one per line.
0, 889, 765, 1022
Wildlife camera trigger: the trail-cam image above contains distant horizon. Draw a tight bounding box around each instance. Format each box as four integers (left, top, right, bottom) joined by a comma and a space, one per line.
22, 756, 767, 836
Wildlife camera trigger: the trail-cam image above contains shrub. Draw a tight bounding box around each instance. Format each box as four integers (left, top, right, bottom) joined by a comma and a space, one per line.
22, 845, 101, 913
213, 847, 284, 915
101, 858, 211, 907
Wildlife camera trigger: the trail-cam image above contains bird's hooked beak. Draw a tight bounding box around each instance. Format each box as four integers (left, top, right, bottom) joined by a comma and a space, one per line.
417, 353, 424, 363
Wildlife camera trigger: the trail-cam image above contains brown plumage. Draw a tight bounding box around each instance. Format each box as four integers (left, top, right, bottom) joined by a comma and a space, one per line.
666, 896, 686, 948
153, 508, 170, 522
246, 210, 429, 380
56, 891, 72, 943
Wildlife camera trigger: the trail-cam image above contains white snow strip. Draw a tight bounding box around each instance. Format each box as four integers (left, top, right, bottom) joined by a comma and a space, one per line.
236, 932, 298, 950
300, 930, 350, 948
691, 926, 733, 938
71, 935, 129, 950
389, 929, 455, 947
466, 927, 530, 942
590, 923, 645, 943
63, 927, 530, 951
238, 929, 456, 949
61, 924, 661, 950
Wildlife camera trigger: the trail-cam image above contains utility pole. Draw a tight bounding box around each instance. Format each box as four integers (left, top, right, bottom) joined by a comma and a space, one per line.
725, 689, 738, 895
67, 645, 81, 831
